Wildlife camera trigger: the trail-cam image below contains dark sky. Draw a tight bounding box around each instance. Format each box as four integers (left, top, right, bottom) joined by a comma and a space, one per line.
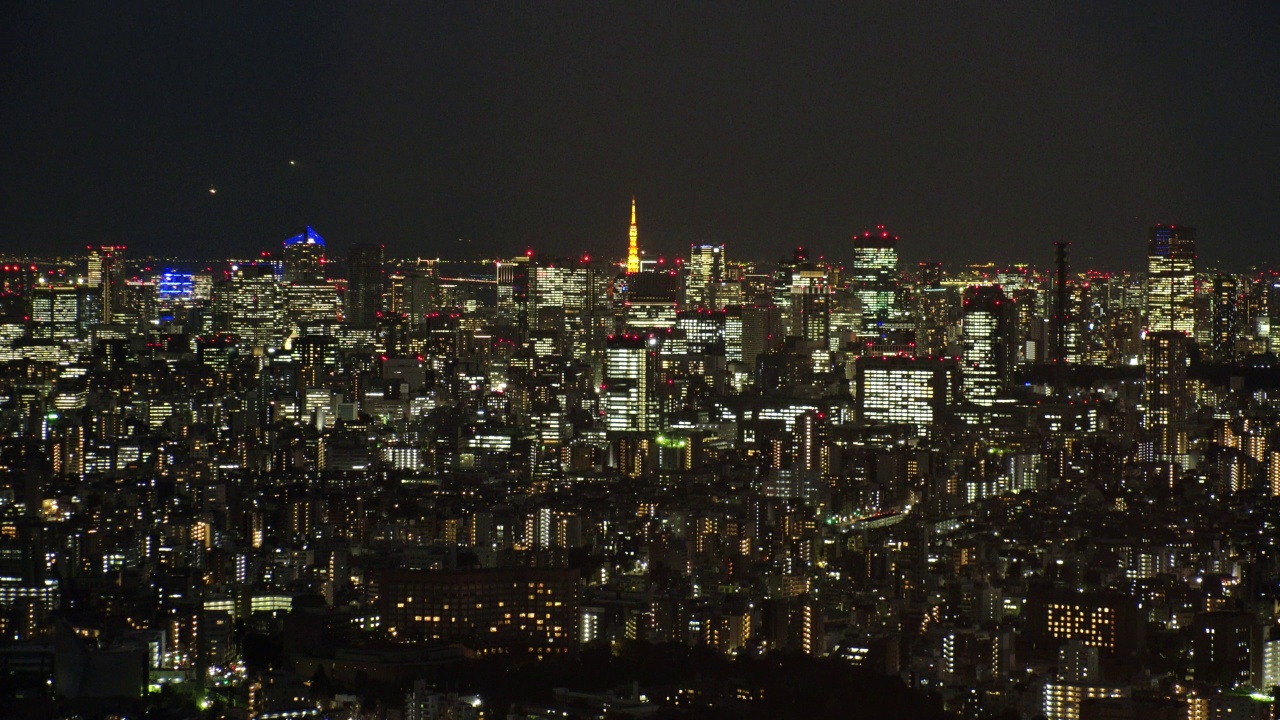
2, 3, 1277, 269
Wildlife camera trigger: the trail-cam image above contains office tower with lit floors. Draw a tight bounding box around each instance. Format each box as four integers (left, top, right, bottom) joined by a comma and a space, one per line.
282, 228, 340, 334
1211, 274, 1238, 362
86, 245, 124, 324
784, 254, 831, 339
623, 270, 681, 331
961, 285, 1017, 406
850, 227, 900, 333
282, 226, 326, 283
215, 264, 286, 350
29, 283, 95, 342
1143, 330, 1191, 467
496, 256, 530, 327
1146, 225, 1195, 335
530, 256, 615, 363
855, 355, 960, 434
795, 284, 831, 348
602, 333, 657, 433
389, 262, 439, 331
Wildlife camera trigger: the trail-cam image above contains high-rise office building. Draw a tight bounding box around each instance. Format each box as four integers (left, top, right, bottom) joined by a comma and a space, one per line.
855, 355, 960, 433
603, 333, 657, 433
686, 244, 725, 309
496, 256, 530, 327
771, 247, 808, 315
1051, 242, 1071, 365
1146, 225, 1195, 335
962, 285, 1017, 406
530, 257, 615, 361
724, 306, 744, 363
390, 263, 439, 329
915, 285, 959, 359
1144, 330, 1190, 464
346, 244, 385, 326
87, 245, 124, 324
215, 264, 285, 349
795, 284, 831, 347
741, 305, 783, 370
0, 264, 35, 321
157, 270, 195, 304
624, 270, 680, 331
850, 227, 899, 332
30, 284, 97, 342
1211, 274, 1238, 362
786, 261, 830, 339
282, 226, 326, 284
285, 282, 341, 329
676, 309, 726, 356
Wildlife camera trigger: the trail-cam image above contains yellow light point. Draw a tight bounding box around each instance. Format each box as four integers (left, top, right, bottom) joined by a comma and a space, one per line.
626, 196, 640, 274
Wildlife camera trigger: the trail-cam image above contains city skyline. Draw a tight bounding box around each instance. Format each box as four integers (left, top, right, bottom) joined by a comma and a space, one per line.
3, 4, 1279, 267
7, 5, 1280, 719
3, 182, 1280, 719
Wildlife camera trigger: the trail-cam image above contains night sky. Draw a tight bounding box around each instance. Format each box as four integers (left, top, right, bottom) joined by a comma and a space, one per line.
2, 3, 1277, 269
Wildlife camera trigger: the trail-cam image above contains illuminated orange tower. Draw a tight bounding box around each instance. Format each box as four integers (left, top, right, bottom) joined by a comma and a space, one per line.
626, 196, 640, 274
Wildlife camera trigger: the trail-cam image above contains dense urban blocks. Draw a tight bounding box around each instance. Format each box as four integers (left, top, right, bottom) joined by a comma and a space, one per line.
1, 218, 1280, 720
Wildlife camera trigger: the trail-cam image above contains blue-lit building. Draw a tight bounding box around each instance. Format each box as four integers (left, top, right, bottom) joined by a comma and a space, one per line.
158, 270, 195, 302
283, 226, 326, 284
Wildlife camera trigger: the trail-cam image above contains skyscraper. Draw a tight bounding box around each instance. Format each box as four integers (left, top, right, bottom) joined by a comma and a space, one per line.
962, 285, 1017, 406
282, 226, 326, 284
87, 245, 124, 324
686, 244, 725, 309
1144, 330, 1190, 465
795, 284, 831, 347
626, 197, 640, 275
217, 264, 286, 349
624, 270, 680, 331
781, 250, 830, 340
850, 227, 899, 332
740, 305, 783, 369
1211, 274, 1238, 362
30, 284, 95, 342
390, 264, 439, 329
496, 256, 530, 327
603, 333, 657, 432
1051, 241, 1070, 364
0, 264, 35, 321
1146, 225, 1195, 335
530, 256, 615, 361
281, 227, 338, 335
346, 244, 385, 326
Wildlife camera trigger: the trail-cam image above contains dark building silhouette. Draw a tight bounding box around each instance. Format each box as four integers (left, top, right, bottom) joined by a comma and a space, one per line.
346, 243, 385, 326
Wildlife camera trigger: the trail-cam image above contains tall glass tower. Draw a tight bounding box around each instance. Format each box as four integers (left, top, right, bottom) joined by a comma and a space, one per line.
1146, 225, 1195, 335
283, 226, 326, 284
962, 285, 1016, 406
346, 243, 385, 326
86, 245, 124, 324
850, 226, 899, 332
